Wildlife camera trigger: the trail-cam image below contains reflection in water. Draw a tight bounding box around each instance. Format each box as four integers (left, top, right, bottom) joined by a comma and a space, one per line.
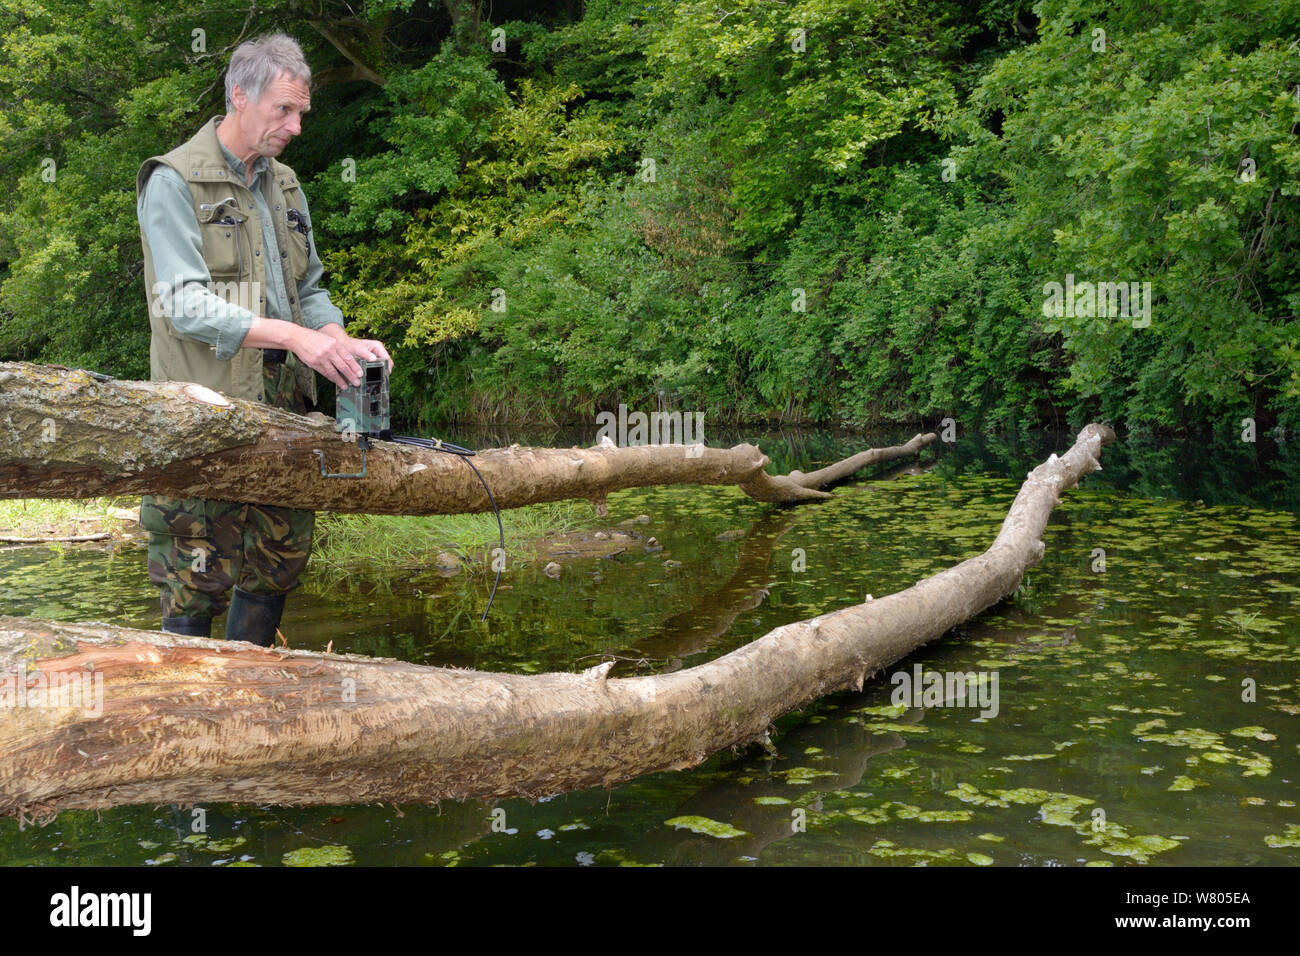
618, 509, 800, 667
613, 460, 940, 669
636, 707, 922, 865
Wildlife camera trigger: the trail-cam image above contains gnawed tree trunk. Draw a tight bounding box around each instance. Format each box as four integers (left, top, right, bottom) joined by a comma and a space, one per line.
0, 424, 1114, 820
0, 362, 934, 511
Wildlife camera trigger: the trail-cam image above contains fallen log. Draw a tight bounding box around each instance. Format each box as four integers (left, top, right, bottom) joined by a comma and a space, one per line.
0, 362, 934, 511
0, 424, 1114, 819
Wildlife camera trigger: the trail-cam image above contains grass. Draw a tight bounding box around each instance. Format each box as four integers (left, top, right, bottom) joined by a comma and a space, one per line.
1, 496, 597, 585
1223, 608, 1261, 637
305, 500, 596, 588
0, 497, 138, 539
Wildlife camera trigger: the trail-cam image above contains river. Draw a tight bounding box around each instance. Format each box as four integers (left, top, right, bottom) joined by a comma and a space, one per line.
2, 426, 1297, 866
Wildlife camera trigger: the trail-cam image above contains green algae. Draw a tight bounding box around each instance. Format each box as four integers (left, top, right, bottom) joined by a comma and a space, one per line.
1229, 726, 1277, 741
1133, 723, 1225, 749
844, 806, 892, 825
891, 805, 973, 823
1083, 825, 1181, 864
778, 766, 840, 785
1038, 794, 1095, 826
665, 816, 748, 839
861, 722, 930, 734
282, 845, 355, 866
1264, 825, 1300, 849
867, 839, 960, 863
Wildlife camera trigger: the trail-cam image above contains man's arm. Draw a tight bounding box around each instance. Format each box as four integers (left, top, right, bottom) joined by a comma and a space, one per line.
137, 165, 256, 359
139, 166, 390, 389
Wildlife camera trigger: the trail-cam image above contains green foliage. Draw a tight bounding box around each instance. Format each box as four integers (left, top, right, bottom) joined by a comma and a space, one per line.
645, 0, 968, 247
960, 0, 1300, 428
1, 0, 1296, 433
0, 496, 135, 537
0, 0, 211, 373
321, 45, 627, 423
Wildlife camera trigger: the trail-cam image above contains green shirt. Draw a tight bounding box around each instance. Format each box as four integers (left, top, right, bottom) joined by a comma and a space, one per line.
137, 135, 343, 360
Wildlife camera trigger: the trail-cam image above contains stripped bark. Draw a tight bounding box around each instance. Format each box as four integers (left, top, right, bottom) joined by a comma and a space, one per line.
0, 362, 934, 512
0, 424, 1114, 819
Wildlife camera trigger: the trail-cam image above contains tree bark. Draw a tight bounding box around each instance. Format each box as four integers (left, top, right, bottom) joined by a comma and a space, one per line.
442, 0, 484, 50
0, 424, 1114, 820
0, 362, 934, 512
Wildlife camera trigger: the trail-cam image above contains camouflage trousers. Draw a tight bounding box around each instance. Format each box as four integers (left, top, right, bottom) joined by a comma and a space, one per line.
142, 355, 315, 619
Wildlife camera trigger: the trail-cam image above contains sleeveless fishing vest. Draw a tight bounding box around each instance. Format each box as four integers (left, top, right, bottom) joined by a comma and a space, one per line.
136, 115, 318, 404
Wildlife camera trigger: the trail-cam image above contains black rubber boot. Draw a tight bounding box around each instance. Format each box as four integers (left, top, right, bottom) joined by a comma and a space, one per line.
225, 587, 286, 647
161, 615, 212, 638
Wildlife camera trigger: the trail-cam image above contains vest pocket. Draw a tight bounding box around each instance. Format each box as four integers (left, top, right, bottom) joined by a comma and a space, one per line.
199, 219, 246, 279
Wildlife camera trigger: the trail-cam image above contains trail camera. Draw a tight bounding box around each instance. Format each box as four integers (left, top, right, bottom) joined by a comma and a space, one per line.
317, 360, 388, 479
319, 358, 473, 478
337, 359, 390, 439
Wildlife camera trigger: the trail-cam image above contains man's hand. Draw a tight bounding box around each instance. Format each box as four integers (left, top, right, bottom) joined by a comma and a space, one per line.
317, 323, 393, 379
245, 318, 392, 389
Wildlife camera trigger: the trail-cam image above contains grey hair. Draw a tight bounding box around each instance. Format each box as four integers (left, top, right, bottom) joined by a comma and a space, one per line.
224, 33, 311, 112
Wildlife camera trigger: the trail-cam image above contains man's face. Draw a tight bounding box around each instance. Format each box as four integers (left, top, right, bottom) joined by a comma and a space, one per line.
231, 71, 311, 158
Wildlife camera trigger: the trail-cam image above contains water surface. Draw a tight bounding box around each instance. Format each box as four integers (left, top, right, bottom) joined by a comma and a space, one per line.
2, 428, 1297, 866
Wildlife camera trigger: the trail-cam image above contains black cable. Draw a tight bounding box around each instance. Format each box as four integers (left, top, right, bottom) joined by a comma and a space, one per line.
390, 435, 503, 621
458, 452, 504, 622
381, 433, 476, 457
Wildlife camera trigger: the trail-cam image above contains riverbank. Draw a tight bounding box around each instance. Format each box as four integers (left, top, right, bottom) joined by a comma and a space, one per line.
0, 497, 601, 582
307, 501, 597, 589
0, 498, 138, 544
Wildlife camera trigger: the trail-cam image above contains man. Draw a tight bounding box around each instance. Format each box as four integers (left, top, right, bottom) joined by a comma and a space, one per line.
135, 33, 390, 644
